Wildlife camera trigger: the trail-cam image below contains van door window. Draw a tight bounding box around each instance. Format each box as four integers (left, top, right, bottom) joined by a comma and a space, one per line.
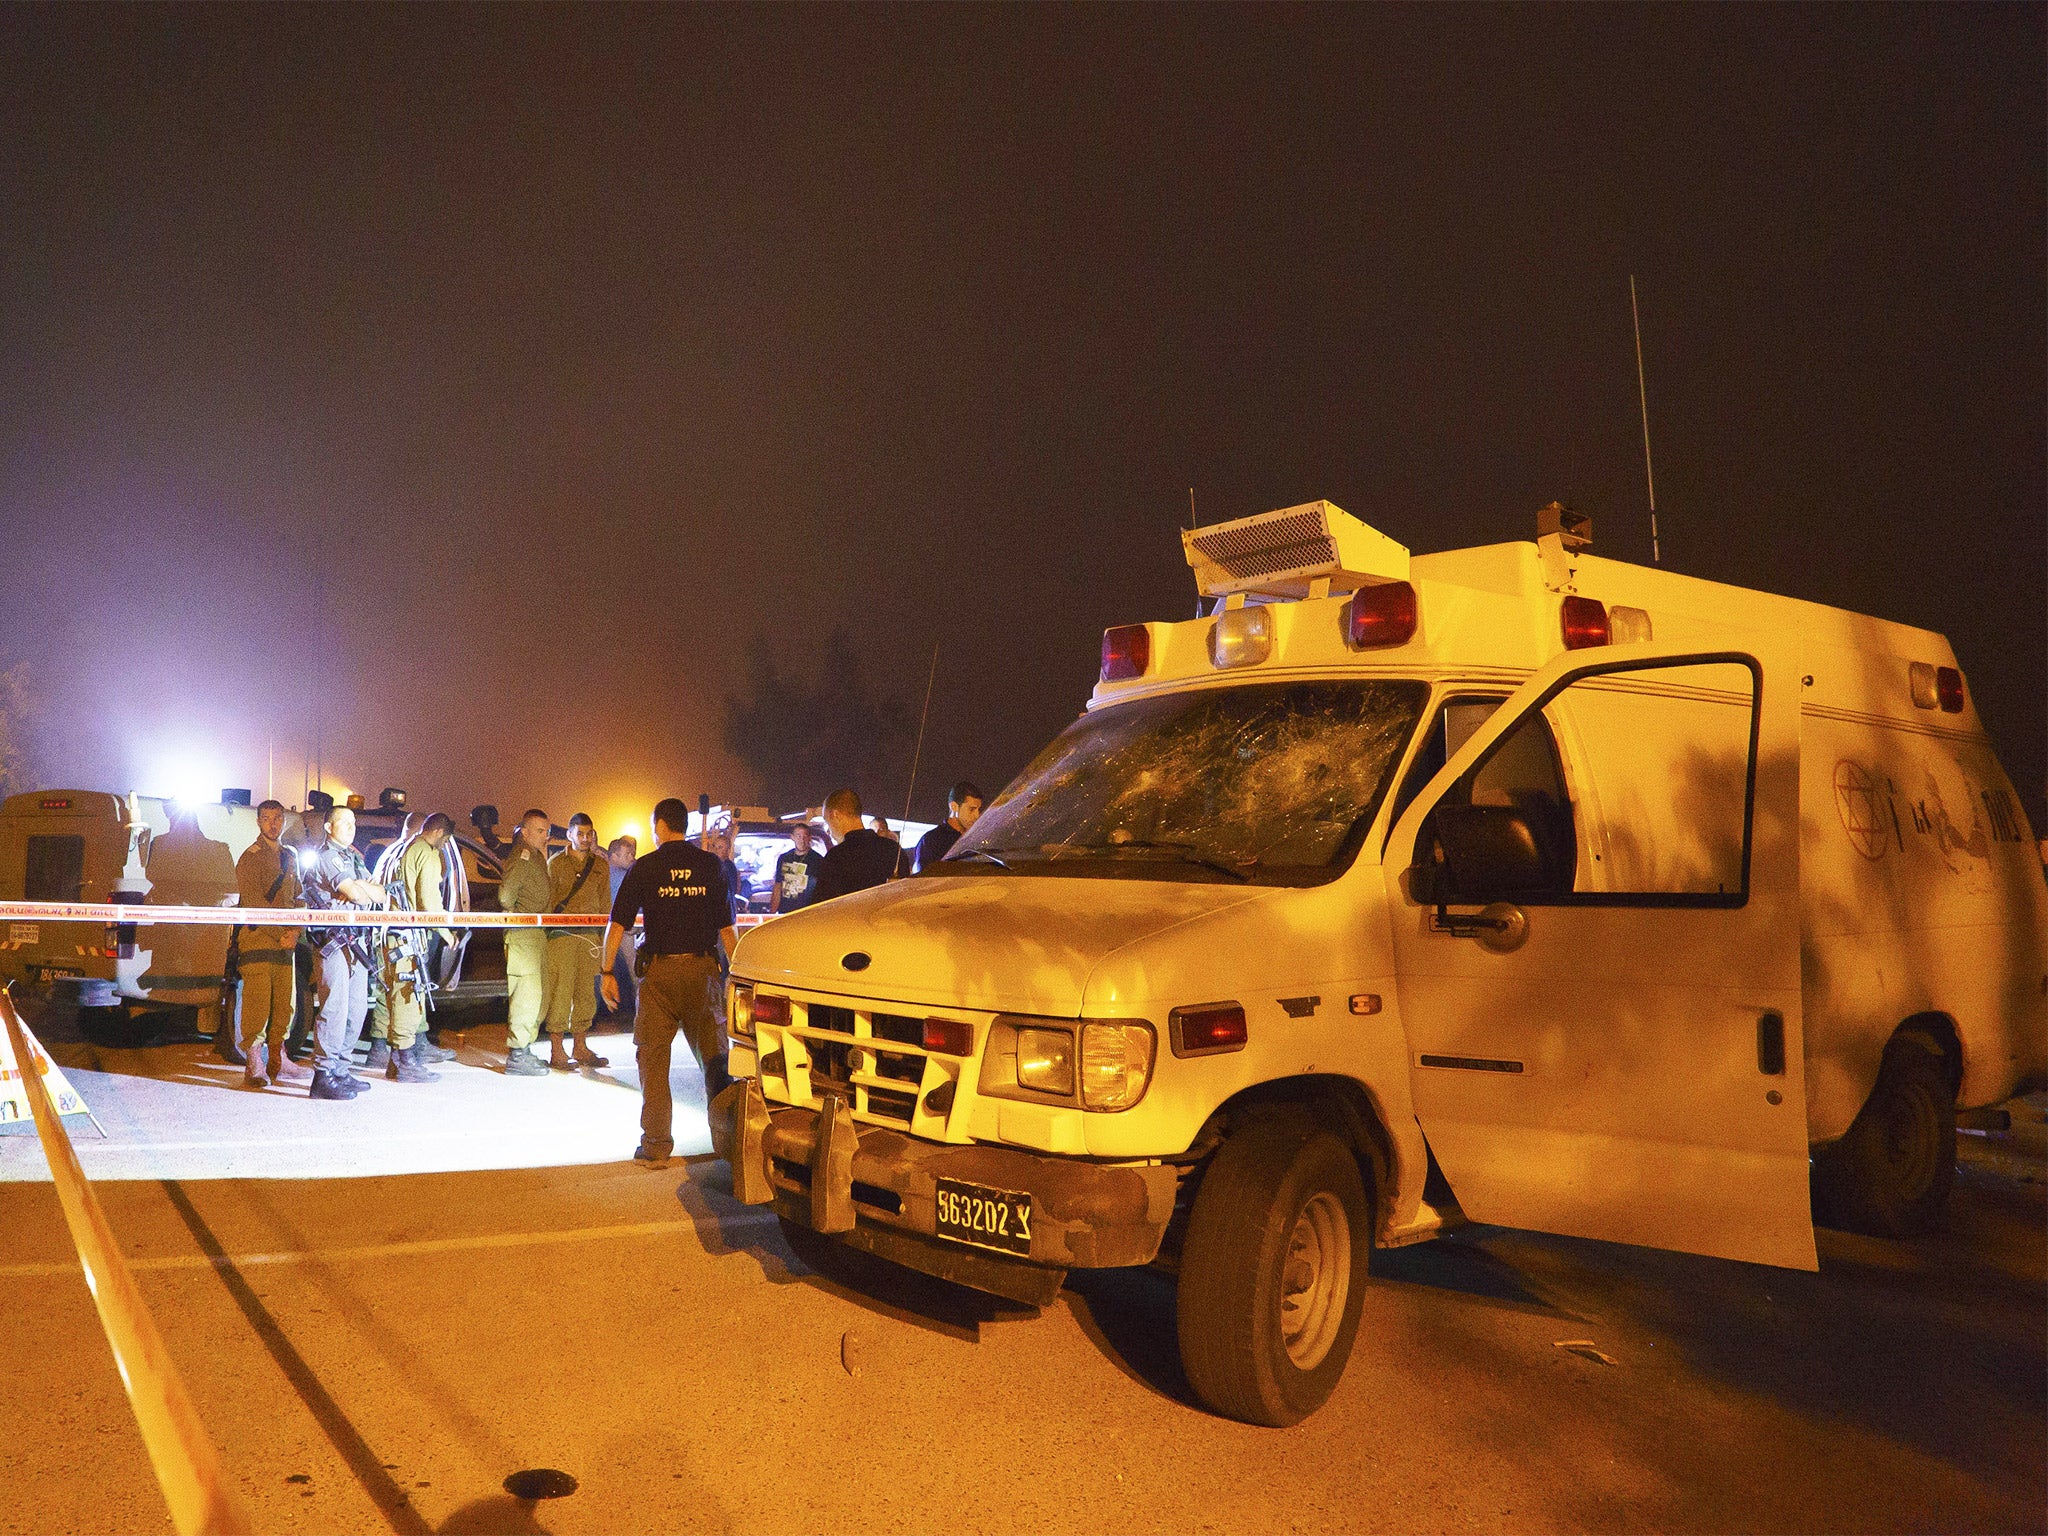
1423, 657, 1759, 906
1387, 695, 1507, 831
26, 835, 85, 901
1420, 713, 1578, 900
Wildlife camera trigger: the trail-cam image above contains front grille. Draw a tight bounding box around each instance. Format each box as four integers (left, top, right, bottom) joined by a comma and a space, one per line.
872, 1012, 922, 1045
768, 996, 975, 1133
873, 1050, 923, 1084
865, 1086, 918, 1122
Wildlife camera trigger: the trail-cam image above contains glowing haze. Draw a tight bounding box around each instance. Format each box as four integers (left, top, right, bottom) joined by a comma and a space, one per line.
1, 8, 2040, 826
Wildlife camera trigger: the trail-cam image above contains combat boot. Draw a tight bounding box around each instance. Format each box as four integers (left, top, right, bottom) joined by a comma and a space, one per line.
571, 1034, 610, 1069
416, 1036, 456, 1063
268, 1047, 310, 1084
309, 1069, 363, 1101
390, 1043, 441, 1083
504, 1046, 549, 1078
364, 1040, 392, 1071
242, 1060, 270, 1090
548, 1035, 575, 1072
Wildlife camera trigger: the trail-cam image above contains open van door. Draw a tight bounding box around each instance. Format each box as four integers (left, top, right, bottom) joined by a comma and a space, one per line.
1385, 640, 1816, 1270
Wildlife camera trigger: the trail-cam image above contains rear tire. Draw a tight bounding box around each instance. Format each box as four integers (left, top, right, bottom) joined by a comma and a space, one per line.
1175, 1122, 1370, 1426
1813, 1033, 1955, 1237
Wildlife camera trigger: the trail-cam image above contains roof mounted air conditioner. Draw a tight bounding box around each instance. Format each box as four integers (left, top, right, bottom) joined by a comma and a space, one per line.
1181, 500, 1410, 600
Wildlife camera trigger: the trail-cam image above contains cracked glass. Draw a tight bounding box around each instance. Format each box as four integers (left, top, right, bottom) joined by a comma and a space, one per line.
948, 680, 1430, 884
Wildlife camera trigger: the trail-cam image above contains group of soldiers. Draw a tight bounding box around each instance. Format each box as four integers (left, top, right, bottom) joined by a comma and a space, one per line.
228, 798, 462, 1100
227, 797, 617, 1101
222, 781, 989, 1128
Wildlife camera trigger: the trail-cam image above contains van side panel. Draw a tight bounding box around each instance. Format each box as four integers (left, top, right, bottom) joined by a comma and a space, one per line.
1799, 698, 2048, 1141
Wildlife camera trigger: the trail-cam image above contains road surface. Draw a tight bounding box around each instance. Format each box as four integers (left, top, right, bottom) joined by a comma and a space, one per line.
2, 1011, 2042, 1534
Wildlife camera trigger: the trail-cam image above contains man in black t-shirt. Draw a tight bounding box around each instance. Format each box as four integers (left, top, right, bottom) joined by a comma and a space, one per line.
600, 797, 738, 1169
770, 822, 824, 913
812, 789, 900, 902
914, 780, 986, 873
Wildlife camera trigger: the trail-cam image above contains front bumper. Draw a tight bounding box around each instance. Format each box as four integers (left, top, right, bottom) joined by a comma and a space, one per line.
709, 1079, 1177, 1307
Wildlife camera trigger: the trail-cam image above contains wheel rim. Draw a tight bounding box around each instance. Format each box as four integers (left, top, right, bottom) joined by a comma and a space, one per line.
1881, 1074, 1941, 1202
1279, 1191, 1352, 1371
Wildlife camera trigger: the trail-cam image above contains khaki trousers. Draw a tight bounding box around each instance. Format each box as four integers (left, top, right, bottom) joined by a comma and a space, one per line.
235, 951, 296, 1051
633, 953, 724, 1159
505, 931, 549, 1049
382, 951, 428, 1050
544, 933, 601, 1033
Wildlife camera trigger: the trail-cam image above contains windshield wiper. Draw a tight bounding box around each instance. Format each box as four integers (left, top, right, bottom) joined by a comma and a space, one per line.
1072, 840, 1253, 882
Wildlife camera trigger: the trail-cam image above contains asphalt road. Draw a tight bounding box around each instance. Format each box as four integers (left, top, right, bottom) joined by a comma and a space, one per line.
2, 1024, 2042, 1535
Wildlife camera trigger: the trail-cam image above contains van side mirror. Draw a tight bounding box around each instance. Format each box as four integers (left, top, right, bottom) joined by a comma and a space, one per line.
1425, 805, 1552, 900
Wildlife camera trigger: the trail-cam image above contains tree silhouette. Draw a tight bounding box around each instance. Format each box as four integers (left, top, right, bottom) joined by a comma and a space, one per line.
722, 629, 914, 814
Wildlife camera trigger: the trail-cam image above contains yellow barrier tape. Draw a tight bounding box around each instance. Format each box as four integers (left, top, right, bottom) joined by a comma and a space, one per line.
0, 988, 252, 1536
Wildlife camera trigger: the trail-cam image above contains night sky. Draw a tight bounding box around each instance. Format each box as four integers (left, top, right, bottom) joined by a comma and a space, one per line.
2, 5, 2041, 838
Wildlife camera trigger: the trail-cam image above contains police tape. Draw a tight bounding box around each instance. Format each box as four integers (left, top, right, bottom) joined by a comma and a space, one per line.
0, 901, 609, 928
0, 986, 253, 1536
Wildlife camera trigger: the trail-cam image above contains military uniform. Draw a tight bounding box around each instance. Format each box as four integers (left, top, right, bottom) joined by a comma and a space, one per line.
498, 842, 552, 1055
609, 839, 732, 1163
383, 836, 456, 1067
300, 837, 377, 1097
544, 847, 610, 1048
233, 832, 302, 1084
364, 834, 415, 1053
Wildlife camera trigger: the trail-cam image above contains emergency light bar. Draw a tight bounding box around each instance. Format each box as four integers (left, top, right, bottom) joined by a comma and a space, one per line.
1182, 500, 1410, 601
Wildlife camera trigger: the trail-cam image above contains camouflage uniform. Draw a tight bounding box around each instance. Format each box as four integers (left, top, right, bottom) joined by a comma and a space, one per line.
383, 837, 455, 1053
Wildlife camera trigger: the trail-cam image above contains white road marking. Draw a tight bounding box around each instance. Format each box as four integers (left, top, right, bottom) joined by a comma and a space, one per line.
0, 1212, 778, 1280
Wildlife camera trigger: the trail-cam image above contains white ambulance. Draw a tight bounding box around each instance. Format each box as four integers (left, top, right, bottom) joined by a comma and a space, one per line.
711, 501, 2046, 1426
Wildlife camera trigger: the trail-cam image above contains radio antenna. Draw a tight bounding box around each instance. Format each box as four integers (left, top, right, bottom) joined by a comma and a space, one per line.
903, 642, 940, 823
1630, 274, 1662, 564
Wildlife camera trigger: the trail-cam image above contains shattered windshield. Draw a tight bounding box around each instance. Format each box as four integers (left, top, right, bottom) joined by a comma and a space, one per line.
947, 680, 1430, 884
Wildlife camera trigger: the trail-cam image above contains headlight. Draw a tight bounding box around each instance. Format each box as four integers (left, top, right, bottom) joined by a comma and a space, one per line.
1080, 1021, 1155, 1110
1015, 1028, 1075, 1095
729, 983, 754, 1038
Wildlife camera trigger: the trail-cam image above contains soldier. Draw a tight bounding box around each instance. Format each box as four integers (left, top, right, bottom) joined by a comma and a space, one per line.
543, 813, 612, 1071
600, 797, 736, 1168
298, 804, 388, 1101
380, 813, 459, 1083
363, 811, 423, 1071
233, 799, 306, 1089
281, 804, 329, 1059
498, 808, 554, 1077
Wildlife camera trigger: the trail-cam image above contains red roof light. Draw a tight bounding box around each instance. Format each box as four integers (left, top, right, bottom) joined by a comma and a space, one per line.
1100, 625, 1150, 682
1935, 666, 1965, 713
1345, 581, 1418, 649
1560, 595, 1610, 649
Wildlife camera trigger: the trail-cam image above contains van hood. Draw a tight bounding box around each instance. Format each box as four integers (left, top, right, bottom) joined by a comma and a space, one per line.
731, 874, 1268, 1018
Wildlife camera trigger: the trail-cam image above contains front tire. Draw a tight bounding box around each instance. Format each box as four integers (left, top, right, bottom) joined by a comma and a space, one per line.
1175, 1121, 1370, 1426
1813, 1033, 1955, 1237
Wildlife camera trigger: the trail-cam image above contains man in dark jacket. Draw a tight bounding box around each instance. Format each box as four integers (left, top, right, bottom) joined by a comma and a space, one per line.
914, 780, 985, 872
812, 789, 900, 902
